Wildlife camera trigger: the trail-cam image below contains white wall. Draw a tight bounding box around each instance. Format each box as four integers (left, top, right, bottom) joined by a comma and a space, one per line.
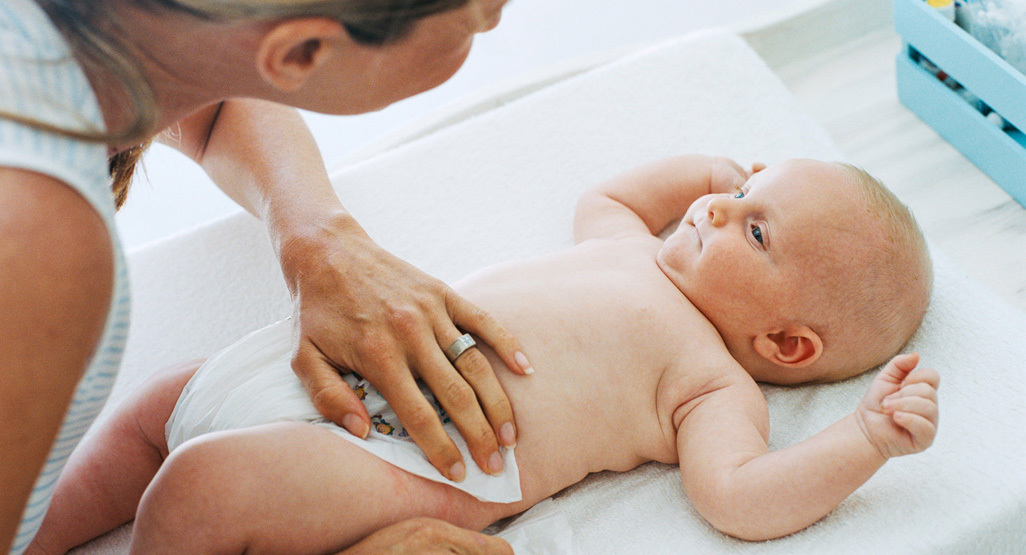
114, 0, 808, 250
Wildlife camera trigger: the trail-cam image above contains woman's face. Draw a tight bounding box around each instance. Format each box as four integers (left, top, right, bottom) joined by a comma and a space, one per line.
303, 0, 508, 114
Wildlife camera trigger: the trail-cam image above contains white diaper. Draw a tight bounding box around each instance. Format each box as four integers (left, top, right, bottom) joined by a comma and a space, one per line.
166, 318, 522, 503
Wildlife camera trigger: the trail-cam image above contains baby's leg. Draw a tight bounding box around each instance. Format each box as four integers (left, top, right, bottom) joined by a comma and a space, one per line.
131, 422, 515, 555
27, 360, 201, 554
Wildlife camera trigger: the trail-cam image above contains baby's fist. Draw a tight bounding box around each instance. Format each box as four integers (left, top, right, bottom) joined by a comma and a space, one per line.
855, 353, 940, 459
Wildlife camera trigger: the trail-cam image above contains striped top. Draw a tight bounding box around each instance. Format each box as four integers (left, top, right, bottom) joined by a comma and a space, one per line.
0, 1, 130, 553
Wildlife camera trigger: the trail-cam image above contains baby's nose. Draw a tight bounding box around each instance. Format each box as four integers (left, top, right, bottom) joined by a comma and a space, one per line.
707, 197, 734, 227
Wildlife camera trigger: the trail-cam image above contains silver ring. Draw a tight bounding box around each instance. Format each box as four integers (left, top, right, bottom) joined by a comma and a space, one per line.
445, 333, 476, 363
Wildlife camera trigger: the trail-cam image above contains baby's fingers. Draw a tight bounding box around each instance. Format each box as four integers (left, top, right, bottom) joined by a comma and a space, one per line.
878, 352, 920, 385
901, 366, 940, 390
882, 394, 938, 423
885, 381, 938, 405
893, 410, 938, 451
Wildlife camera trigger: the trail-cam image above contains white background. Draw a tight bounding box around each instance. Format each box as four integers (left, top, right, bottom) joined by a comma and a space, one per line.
114, 0, 808, 250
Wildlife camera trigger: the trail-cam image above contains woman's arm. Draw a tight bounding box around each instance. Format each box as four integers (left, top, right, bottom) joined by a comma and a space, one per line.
573, 155, 755, 243
159, 100, 528, 480
0, 169, 113, 552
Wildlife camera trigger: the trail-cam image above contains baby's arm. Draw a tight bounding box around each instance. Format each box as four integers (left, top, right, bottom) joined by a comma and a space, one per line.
573, 155, 757, 242
676, 354, 939, 541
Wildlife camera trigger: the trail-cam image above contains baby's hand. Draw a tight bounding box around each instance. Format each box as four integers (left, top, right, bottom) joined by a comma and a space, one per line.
855, 353, 939, 459
710, 159, 766, 194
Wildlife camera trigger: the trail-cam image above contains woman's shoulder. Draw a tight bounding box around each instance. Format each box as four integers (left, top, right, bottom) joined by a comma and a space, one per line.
0, 168, 114, 345
0, 0, 112, 219
0, 167, 113, 250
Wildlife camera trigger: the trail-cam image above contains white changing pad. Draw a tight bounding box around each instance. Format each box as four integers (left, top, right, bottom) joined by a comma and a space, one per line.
76, 30, 1026, 553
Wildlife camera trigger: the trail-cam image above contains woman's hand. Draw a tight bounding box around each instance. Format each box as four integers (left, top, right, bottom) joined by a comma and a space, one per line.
280, 214, 530, 482
338, 517, 513, 555
175, 99, 528, 481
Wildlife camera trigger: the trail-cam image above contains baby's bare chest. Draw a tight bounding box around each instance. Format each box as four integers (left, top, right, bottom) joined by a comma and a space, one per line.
457, 240, 722, 463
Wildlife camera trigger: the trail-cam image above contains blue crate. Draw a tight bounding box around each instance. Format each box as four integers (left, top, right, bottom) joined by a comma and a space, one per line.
894, 0, 1026, 207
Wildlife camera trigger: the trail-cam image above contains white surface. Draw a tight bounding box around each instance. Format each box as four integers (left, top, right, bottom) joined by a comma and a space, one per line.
113, 0, 811, 250
76, 28, 1026, 554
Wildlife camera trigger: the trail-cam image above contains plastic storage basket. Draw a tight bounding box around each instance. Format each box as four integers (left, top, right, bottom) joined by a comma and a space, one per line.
894, 0, 1026, 207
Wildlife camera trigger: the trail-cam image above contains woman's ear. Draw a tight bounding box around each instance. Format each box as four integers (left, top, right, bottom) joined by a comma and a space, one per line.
255, 18, 345, 92
753, 326, 823, 368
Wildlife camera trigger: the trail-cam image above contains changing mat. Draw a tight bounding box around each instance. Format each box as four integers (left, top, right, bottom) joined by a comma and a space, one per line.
74, 30, 1026, 553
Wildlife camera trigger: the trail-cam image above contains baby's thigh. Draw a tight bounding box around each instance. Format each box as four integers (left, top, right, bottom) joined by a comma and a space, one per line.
132, 422, 495, 554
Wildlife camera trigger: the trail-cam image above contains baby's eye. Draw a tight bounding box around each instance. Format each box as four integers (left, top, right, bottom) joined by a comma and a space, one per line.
733, 190, 746, 199
750, 224, 764, 245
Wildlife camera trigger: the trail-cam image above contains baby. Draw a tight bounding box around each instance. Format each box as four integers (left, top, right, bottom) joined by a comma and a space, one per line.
30, 155, 938, 553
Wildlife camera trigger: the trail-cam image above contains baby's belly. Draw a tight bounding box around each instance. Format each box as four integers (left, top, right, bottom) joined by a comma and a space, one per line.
477, 341, 671, 504
455, 248, 688, 494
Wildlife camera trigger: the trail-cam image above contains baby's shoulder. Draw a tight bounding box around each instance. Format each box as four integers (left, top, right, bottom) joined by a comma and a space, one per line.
655, 345, 762, 427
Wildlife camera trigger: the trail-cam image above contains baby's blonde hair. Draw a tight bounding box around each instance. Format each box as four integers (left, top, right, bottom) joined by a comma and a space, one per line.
803, 164, 932, 380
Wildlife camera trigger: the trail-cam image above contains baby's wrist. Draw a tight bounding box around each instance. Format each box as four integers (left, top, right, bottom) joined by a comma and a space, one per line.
850, 412, 889, 463
708, 157, 747, 194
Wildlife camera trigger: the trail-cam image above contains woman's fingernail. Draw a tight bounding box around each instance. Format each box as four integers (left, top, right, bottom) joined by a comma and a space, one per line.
343, 414, 368, 439
488, 451, 504, 474
449, 462, 466, 482
515, 351, 534, 375
499, 422, 517, 447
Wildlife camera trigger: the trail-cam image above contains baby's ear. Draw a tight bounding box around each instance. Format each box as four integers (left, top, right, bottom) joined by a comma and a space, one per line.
753, 326, 823, 368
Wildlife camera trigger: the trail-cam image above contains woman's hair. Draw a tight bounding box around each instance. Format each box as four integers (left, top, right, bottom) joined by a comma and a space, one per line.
11, 0, 469, 208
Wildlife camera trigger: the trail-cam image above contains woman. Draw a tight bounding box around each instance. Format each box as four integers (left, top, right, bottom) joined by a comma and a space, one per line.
0, 0, 526, 553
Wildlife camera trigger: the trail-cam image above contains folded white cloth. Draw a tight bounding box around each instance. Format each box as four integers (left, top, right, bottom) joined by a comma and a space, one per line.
75, 29, 1026, 554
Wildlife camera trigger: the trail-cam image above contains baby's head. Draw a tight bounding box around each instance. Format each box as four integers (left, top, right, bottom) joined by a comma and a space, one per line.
657, 159, 932, 385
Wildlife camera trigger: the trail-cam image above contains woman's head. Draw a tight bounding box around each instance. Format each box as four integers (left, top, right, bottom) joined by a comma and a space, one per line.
145, 0, 473, 46
39, 0, 494, 138
239, 0, 506, 115
30, 0, 503, 206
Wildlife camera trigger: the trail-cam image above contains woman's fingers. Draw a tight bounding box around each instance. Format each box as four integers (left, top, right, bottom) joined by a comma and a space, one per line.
441, 291, 524, 450
292, 341, 372, 438
298, 321, 472, 482
373, 373, 469, 482
414, 335, 504, 477
450, 341, 517, 447
446, 290, 533, 376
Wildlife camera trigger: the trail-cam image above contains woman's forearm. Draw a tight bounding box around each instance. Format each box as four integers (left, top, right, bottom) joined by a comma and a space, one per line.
167, 98, 356, 236
164, 98, 370, 293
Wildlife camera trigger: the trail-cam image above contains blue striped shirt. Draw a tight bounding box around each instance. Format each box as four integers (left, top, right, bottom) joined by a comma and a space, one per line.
0, 1, 130, 553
